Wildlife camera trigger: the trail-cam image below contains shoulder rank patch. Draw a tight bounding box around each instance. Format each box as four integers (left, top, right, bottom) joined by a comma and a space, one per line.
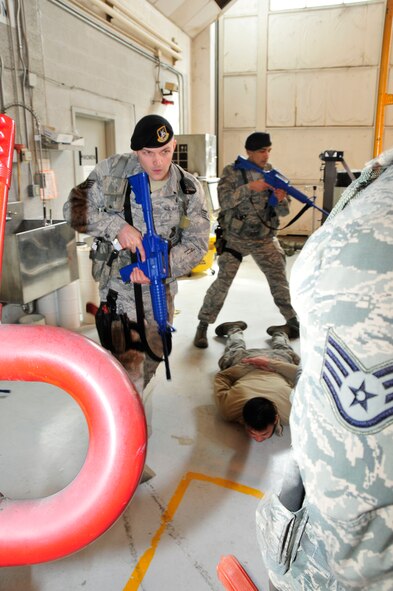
321, 329, 393, 433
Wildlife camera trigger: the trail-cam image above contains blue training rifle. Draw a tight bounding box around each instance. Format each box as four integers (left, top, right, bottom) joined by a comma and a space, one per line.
234, 155, 329, 216
119, 171, 173, 380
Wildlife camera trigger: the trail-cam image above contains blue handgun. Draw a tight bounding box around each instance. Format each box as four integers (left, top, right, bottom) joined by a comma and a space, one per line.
234, 155, 329, 216
119, 171, 173, 380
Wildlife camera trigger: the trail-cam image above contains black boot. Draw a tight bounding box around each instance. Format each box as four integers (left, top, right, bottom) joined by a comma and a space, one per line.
194, 322, 209, 348
266, 317, 299, 339
215, 321, 248, 337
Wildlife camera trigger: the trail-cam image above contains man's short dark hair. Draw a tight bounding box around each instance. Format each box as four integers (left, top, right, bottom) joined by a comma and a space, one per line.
242, 397, 277, 430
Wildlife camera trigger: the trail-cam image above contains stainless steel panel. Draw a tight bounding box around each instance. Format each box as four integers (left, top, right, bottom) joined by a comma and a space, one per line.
5, 201, 23, 233
0, 221, 79, 304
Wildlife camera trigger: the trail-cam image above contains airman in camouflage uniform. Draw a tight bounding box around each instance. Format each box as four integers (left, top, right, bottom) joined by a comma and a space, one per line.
193, 132, 299, 349
64, 115, 210, 389
257, 148, 393, 590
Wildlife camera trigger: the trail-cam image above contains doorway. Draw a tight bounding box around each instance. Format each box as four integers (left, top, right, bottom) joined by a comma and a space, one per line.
73, 112, 115, 185
71, 110, 116, 322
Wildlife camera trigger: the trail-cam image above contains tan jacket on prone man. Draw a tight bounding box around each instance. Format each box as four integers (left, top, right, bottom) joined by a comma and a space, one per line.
213, 321, 299, 442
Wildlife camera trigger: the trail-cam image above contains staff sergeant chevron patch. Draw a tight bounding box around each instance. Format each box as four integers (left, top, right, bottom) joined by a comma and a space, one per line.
321, 330, 393, 434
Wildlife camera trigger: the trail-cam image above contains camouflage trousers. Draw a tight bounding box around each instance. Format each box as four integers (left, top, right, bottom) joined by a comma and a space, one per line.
197, 237, 296, 324
218, 330, 299, 370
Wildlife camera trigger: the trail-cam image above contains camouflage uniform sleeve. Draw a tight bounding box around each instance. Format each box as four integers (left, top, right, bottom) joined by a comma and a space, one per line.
263, 163, 291, 218
218, 163, 291, 218
275, 194, 291, 217
63, 159, 127, 242
287, 152, 393, 590
217, 163, 253, 210
169, 176, 210, 277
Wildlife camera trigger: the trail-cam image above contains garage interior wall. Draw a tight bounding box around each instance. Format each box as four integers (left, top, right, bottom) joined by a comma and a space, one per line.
214, 0, 392, 234
1, 0, 392, 315
0, 0, 191, 224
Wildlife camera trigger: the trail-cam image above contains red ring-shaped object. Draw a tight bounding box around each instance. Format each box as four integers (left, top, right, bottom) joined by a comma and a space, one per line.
0, 324, 147, 566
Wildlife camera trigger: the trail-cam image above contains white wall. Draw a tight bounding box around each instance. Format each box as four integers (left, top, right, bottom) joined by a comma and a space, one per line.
216, 0, 392, 234
1, 0, 192, 221
191, 23, 217, 136
1, 0, 392, 261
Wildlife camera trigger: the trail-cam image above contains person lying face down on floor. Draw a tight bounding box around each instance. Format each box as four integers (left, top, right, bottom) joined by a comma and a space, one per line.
213, 321, 300, 441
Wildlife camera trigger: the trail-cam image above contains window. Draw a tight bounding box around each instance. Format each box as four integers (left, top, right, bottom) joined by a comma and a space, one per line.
271, 0, 376, 9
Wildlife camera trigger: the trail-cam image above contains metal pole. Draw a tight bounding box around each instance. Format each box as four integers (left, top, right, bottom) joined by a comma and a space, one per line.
373, 0, 393, 157
0, 115, 16, 321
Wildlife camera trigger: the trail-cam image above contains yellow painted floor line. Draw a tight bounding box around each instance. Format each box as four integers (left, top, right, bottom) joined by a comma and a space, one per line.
123, 471, 264, 591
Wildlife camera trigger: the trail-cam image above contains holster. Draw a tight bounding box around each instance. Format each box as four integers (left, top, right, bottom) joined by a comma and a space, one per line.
95, 289, 144, 355
215, 224, 226, 256
214, 224, 242, 262
90, 239, 113, 282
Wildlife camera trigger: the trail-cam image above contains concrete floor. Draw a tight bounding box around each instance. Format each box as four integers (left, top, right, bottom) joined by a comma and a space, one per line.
0, 253, 300, 591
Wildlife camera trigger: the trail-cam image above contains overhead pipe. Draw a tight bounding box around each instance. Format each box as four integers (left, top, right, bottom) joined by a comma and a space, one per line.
111, 6, 182, 60
108, 0, 182, 53
72, 0, 182, 62
0, 115, 147, 565
49, 0, 186, 132
373, 0, 393, 156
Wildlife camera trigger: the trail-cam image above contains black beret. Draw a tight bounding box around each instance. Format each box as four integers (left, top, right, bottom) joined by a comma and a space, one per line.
245, 132, 271, 151
130, 115, 174, 150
